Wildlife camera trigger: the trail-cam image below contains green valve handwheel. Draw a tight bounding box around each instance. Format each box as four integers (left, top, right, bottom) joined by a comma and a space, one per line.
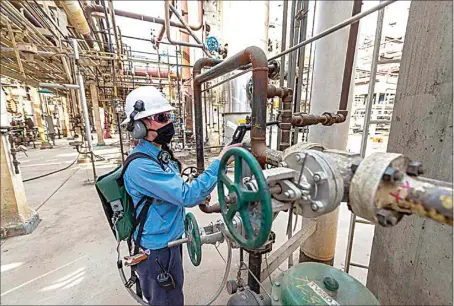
184, 212, 202, 266
217, 147, 272, 249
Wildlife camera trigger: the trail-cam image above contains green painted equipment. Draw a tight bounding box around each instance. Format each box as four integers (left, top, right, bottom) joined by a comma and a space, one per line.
217, 147, 272, 249
184, 212, 202, 266
271, 262, 379, 305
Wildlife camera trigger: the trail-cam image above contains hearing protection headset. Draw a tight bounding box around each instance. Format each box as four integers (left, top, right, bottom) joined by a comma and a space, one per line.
126, 100, 171, 165
126, 100, 148, 139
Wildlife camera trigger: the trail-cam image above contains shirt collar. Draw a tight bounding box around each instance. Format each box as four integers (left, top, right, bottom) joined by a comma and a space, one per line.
136, 139, 161, 157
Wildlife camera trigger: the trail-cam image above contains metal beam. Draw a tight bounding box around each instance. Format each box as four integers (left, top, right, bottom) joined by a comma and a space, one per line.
260, 220, 316, 282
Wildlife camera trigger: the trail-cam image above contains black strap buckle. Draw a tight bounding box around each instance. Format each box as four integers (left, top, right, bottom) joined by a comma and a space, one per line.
125, 274, 137, 289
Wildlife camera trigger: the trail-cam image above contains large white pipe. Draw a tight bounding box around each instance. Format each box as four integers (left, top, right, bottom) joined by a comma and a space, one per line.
301, 0, 358, 264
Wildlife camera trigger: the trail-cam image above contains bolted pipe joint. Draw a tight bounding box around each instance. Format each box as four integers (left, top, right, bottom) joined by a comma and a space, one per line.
406, 161, 424, 176
382, 167, 404, 182
376, 209, 403, 227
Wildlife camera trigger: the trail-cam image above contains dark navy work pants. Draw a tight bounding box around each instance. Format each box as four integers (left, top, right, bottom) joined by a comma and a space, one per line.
136, 245, 184, 306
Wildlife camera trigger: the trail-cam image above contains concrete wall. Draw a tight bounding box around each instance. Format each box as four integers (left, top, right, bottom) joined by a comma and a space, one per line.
367, 1, 453, 305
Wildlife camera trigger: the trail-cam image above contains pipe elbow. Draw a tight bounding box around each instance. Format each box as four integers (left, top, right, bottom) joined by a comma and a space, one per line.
244, 46, 268, 67
198, 202, 221, 214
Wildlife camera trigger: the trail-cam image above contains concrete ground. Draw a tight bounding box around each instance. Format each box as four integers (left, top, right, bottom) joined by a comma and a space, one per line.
1, 132, 386, 305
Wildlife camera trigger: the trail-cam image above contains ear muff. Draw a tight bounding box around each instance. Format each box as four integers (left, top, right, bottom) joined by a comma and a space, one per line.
131, 121, 148, 139
127, 100, 147, 139
127, 100, 145, 132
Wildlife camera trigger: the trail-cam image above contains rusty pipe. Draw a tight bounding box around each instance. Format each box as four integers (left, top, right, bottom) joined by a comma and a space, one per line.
84, 4, 185, 29
279, 89, 293, 151
164, 0, 205, 49
339, 0, 362, 112
193, 46, 269, 172
192, 58, 223, 173
291, 112, 346, 127
155, 0, 175, 47
198, 202, 221, 214
192, 58, 222, 215
267, 84, 289, 98
155, 0, 203, 47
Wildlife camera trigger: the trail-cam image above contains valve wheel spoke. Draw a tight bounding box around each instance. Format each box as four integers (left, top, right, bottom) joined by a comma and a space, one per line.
240, 208, 254, 239
234, 155, 243, 183
219, 172, 233, 187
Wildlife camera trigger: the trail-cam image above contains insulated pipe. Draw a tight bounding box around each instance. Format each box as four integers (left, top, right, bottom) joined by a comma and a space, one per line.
60, 1, 94, 48
193, 46, 268, 172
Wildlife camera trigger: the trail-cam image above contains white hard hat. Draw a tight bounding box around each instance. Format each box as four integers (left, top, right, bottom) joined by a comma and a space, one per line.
121, 86, 175, 126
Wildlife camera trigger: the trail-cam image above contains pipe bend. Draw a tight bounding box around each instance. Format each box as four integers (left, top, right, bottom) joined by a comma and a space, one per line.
198, 202, 221, 214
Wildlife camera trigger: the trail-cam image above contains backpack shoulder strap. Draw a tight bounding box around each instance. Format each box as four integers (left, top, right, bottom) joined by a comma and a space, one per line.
133, 199, 152, 255
118, 152, 164, 186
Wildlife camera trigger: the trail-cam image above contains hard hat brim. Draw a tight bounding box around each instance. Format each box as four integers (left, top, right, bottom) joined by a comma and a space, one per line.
121, 104, 175, 126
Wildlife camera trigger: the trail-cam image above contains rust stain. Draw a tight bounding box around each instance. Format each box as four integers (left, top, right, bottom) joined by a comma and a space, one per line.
440, 195, 453, 209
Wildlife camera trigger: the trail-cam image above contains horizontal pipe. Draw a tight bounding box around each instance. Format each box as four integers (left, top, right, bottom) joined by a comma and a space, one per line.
39, 83, 80, 89
198, 202, 221, 214
84, 4, 185, 29
291, 112, 346, 127
123, 67, 178, 79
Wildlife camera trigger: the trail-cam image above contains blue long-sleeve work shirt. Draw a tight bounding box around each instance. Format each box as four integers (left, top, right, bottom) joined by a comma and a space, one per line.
124, 140, 220, 250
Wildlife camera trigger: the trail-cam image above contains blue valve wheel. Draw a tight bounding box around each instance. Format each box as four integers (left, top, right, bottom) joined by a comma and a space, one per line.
206, 36, 219, 52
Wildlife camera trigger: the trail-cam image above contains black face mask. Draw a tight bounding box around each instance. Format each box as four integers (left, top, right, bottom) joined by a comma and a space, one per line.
148, 122, 175, 145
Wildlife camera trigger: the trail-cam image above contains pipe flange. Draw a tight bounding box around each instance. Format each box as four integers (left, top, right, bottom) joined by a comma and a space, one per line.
282, 142, 325, 156
284, 149, 344, 218
349, 152, 410, 223
321, 112, 334, 126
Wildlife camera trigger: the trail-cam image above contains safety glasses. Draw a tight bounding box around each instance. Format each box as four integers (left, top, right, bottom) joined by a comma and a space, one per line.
149, 112, 171, 123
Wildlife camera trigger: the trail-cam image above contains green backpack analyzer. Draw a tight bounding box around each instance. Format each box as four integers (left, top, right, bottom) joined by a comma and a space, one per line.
95, 152, 162, 305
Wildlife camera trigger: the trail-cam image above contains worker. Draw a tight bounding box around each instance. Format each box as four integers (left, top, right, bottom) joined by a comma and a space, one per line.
121, 86, 239, 305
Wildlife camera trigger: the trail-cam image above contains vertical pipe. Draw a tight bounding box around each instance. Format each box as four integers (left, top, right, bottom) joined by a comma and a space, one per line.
339, 0, 362, 111
180, 0, 193, 133
292, 0, 309, 144
303, 0, 317, 114
301, 1, 359, 265
287, 0, 298, 91
72, 39, 96, 180
360, 2, 384, 158
116, 112, 125, 163
277, 0, 289, 149
89, 84, 105, 146
247, 251, 262, 294
204, 83, 208, 142
175, 46, 184, 148
345, 0, 385, 274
